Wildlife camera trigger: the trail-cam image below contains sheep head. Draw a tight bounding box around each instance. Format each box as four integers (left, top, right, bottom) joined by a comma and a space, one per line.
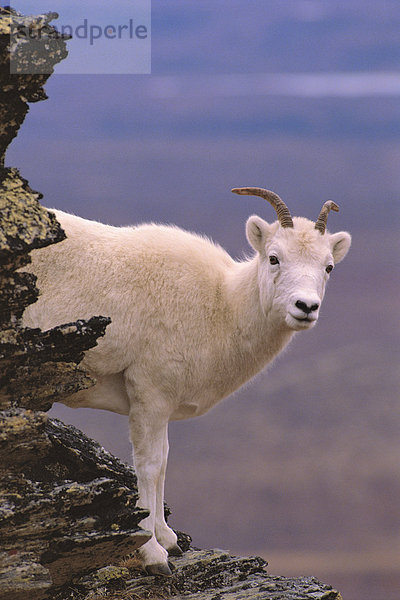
232, 187, 351, 331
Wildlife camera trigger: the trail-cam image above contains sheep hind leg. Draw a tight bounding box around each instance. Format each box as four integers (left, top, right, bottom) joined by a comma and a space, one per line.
155, 426, 182, 557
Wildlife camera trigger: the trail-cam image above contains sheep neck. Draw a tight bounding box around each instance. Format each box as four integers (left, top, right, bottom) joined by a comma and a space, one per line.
225, 257, 295, 371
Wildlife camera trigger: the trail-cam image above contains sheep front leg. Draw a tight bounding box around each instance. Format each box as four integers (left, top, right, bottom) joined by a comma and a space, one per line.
128, 406, 172, 576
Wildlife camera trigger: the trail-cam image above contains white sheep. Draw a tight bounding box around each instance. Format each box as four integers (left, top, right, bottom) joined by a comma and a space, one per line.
22, 187, 351, 575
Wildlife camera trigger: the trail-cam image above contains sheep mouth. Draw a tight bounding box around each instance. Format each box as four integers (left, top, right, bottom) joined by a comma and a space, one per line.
286, 313, 317, 330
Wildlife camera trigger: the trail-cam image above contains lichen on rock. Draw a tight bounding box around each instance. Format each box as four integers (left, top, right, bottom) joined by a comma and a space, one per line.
0, 168, 65, 263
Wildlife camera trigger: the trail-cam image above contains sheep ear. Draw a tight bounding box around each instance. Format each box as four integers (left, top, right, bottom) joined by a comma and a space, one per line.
246, 216, 275, 254
329, 231, 352, 264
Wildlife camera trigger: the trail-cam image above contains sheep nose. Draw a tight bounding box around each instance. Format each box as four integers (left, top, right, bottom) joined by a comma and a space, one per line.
295, 299, 319, 314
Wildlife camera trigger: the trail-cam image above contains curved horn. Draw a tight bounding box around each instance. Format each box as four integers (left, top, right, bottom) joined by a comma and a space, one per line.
232, 187, 294, 228
314, 201, 339, 234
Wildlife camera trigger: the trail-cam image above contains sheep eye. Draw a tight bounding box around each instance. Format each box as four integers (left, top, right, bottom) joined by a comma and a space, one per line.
269, 255, 279, 265
326, 264, 333, 274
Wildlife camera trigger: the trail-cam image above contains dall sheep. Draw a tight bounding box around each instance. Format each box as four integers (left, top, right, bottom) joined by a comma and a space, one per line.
22, 187, 351, 575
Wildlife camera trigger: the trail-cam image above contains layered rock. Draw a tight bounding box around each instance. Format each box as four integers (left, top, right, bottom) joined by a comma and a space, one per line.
0, 416, 150, 599
56, 549, 341, 600
0, 8, 150, 599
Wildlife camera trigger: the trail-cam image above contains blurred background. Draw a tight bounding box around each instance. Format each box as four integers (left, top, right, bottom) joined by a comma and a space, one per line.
6, 2, 400, 599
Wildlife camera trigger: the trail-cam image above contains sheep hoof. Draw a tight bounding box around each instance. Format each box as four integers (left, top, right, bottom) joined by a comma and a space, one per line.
145, 562, 173, 577
168, 543, 183, 557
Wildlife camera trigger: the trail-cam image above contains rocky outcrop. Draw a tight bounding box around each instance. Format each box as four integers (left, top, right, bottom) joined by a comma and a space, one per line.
0, 7, 342, 600
0, 416, 150, 599
0, 6, 69, 162
54, 548, 341, 600
0, 8, 150, 599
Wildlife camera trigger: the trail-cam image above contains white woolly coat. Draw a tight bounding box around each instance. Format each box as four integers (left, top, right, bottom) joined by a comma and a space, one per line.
23, 210, 293, 420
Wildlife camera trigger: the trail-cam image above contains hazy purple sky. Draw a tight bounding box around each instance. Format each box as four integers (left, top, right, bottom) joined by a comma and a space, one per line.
7, 0, 400, 248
